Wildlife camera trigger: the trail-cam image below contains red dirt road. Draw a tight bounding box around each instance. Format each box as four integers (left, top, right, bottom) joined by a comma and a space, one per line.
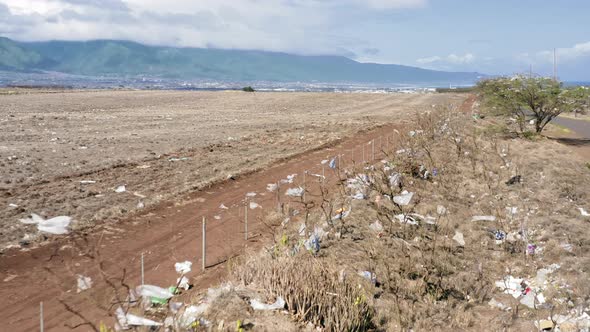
0, 122, 406, 331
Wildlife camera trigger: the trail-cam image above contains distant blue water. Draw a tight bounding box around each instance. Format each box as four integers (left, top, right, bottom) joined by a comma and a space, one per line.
0, 71, 474, 92
564, 81, 590, 87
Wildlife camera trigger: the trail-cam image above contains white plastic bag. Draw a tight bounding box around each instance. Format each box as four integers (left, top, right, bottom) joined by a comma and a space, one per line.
136, 285, 174, 300
250, 297, 285, 310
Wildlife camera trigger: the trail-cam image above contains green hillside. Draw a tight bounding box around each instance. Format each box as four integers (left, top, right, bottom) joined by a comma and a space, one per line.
0, 37, 482, 84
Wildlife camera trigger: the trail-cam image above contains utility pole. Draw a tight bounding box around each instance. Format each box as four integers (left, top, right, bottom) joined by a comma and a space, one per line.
553, 48, 557, 81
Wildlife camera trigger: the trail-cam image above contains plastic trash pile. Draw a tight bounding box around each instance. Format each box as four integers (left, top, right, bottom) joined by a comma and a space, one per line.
494, 264, 560, 310
20, 213, 72, 235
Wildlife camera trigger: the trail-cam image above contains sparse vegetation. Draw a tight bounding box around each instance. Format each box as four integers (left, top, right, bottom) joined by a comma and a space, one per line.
242, 86, 255, 92
477, 76, 590, 133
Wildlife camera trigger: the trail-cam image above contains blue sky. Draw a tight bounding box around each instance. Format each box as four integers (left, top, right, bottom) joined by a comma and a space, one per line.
1, 0, 589, 80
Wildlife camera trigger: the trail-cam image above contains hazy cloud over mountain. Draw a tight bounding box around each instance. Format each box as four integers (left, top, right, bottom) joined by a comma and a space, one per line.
1, 0, 589, 80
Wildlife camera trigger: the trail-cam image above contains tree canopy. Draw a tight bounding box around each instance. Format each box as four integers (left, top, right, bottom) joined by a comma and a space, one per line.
477, 76, 590, 133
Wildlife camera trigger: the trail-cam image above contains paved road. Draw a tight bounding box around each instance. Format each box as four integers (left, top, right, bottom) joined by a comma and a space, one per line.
553, 116, 590, 139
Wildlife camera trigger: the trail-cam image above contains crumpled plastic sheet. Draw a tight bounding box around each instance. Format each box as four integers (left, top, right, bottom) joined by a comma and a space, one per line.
250, 297, 286, 310
285, 187, 304, 197
136, 285, 174, 300
20, 213, 72, 235
175, 261, 192, 274
393, 191, 414, 206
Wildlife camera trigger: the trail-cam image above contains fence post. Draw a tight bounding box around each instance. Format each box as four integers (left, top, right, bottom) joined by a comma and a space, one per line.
244, 205, 248, 241
202, 216, 206, 271
140, 253, 144, 285
303, 170, 306, 201
40, 302, 44, 332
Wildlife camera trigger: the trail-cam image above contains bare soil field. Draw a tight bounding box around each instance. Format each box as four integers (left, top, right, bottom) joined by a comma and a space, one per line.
0, 90, 465, 250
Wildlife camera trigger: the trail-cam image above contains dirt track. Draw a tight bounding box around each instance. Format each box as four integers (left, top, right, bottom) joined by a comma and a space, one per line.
0, 91, 467, 330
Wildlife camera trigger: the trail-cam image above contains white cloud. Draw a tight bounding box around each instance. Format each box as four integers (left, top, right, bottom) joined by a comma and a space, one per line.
537, 41, 590, 62
416, 53, 475, 65
0, 0, 428, 56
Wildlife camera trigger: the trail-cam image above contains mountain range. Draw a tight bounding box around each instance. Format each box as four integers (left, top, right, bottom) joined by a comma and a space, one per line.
0, 37, 482, 85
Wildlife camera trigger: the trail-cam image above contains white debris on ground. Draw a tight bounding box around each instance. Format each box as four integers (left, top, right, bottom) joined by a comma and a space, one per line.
280, 174, 297, 184
174, 261, 192, 275
115, 307, 162, 329
494, 264, 561, 309
219, 204, 228, 210
76, 275, 92, 293
115, 185, 126, 193
136, 285, 174, 300
285, 187, 304, 197
579, 207, 590, 217
266, 183, 278, 192
452, 231, 465, 246
250, 297, 286, 311
471, 215, 496, 222
249, 202, 261, 209
177, 276, 190, 290
19, 213, 72, 235
246, 192, 257, 197
369, 220, 383, 233
393, 191, 414, 206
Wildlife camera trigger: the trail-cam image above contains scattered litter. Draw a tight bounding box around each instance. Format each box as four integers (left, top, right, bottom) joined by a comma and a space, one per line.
310, 173, 325, 180
168, 157, 190, 162
505, 175, 522, 185
79, 180, 96, 184
115, 185, 126, 193
174, 261, 192, 274
246, 192, 257, 197
393, 191, 414, 206
536, 320, 554, 331
394, 214, 418, 225
133, 192, 146, 198
115, 307, 162, 328
136, 285, 174, 300
488, 298, 511, 311
560, 243, 573, 252
266, 183, 278, 192
298, 223, 306, 236
137, 201, 145, 209
369, 220, 383, 233
285, 187, 304, 197
436, 205, 447, 215
453, 231, 465, 246
249, 202, 261, 209
76, 275, 92, 293
178, 304, 208, 328
8, 203, 18, 208
219, 204, 228, 210
332, 207, 351, 221
494, 230, 506, 241
177, 276, 190, 290
358, 271, 377, 285
214, 215, 221, 220
329, 158, 337, 169
20, 214, 72, 235
136, 165, 151, 169
304, 233, 320, 253
579, 207, 590, 217
321, 159, 329, 165
472, 215, 496, 222
352, 192, 366, 200
495, 276, 524, 298
526, 244, 537, 255
280, 174, 297, 184
250, 297, 286, 311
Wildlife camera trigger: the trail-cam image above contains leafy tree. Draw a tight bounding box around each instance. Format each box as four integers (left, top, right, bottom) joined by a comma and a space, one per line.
478, 76, 590, 133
